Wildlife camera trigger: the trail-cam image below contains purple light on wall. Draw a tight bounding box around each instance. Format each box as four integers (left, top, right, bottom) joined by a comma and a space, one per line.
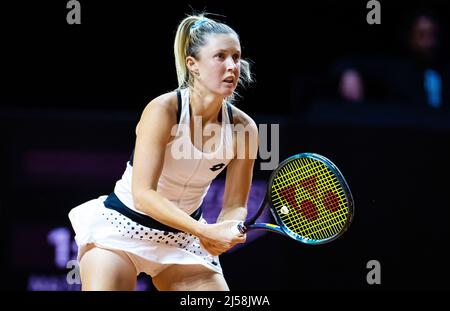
27, 274, 151, 291
21, 149, 128, 182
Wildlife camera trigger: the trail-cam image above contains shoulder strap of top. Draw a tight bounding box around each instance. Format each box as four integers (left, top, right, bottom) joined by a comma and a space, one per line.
176, 89, 182, 124
226, 103, 234, 124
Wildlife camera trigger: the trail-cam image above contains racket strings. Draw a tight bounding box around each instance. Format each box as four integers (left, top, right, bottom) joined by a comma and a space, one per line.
271, 157, 349, 241
285, 162, 347, 239
286, 160, 348, 238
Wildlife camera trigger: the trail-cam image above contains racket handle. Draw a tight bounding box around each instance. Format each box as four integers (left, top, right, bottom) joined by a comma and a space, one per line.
231, 222, 247, 235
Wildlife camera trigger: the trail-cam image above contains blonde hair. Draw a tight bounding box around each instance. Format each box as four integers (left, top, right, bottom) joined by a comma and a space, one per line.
174, 13, 253, 102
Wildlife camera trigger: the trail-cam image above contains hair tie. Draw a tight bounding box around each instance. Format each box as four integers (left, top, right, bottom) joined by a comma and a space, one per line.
191, 19, 207, 31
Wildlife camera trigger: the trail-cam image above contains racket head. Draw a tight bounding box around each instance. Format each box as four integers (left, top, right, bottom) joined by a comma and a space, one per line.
266, 153, 354, 245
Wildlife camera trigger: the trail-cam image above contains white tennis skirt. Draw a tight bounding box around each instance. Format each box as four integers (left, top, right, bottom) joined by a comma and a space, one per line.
68, 195, 222, 277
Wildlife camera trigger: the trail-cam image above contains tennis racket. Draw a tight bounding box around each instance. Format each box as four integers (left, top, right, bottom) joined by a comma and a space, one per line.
233, 153, 354, 245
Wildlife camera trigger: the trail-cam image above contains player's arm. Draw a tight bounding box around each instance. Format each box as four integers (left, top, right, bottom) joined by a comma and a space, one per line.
218, 109, 258, 223
131, 93, 206, 236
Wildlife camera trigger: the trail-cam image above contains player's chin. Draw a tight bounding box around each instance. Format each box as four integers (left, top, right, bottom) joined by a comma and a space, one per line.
219, 84, 237, 96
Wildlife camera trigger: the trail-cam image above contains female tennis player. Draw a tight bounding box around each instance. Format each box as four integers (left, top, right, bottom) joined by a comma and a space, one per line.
68, 13, 257, 291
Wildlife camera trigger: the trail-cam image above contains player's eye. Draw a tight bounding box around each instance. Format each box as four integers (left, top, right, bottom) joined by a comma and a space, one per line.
214, 53, 225, 60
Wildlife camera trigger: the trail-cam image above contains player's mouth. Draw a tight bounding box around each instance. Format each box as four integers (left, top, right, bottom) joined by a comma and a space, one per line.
223, 76, 235, 84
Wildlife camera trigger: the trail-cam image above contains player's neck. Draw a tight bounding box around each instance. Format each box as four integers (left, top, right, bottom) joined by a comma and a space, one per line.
189, 87, 223, 123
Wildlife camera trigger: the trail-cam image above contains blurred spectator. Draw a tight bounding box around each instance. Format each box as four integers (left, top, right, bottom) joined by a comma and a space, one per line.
339, 69, 364, 103
336, 9, 450, 110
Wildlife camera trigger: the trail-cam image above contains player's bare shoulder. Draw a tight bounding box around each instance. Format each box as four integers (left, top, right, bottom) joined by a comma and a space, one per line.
142, 91, 178, 120
136, 91, 178, 136
228, 104, 258, 159
229, 104, 258, 136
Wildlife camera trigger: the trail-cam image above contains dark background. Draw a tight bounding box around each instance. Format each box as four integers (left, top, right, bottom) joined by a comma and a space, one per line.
1, 0, 450, 291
